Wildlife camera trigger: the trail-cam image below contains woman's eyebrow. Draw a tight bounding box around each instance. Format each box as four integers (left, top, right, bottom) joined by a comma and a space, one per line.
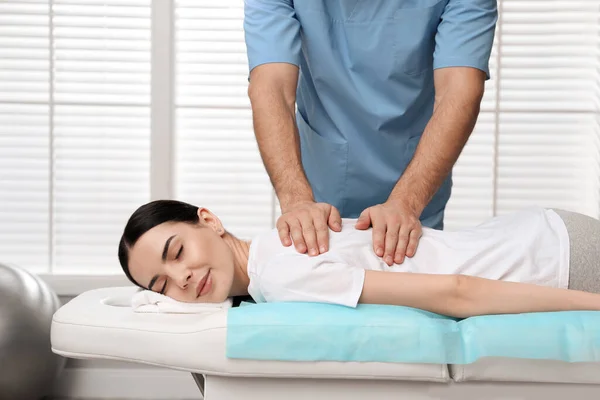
147, 234, 177, 290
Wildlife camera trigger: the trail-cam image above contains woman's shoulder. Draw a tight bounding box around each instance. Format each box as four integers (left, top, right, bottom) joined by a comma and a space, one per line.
249, 228, 282, 257
248, 228, 302, 272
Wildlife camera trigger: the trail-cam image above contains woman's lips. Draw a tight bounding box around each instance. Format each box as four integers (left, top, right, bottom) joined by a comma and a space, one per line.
200, 274, 212, 296
196, 270, 211, 297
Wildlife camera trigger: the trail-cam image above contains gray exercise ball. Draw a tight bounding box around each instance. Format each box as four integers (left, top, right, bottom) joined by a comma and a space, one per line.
0, 263, 66, 400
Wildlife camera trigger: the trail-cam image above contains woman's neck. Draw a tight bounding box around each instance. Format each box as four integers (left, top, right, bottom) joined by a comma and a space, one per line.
222, 232, 251, 296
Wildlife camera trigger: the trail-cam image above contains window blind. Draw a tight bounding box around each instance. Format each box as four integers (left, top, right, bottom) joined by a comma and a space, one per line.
0, 0, 50, 272
174, 0, 600, 235
443, 38, 498, 229
445, 0, 600, 230
52, 0, 151, 274
174, 0, 275, 240
0, 0, 151, 274
1, 0, 599, 275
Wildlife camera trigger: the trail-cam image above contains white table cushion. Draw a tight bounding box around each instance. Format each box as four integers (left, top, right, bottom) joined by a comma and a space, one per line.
51, 287, 449, 382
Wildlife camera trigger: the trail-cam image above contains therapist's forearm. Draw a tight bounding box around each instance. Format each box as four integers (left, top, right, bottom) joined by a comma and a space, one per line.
248, 64, 314, 211
389, 68, 485, 214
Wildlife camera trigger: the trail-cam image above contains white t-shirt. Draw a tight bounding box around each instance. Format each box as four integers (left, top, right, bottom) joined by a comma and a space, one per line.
246, 207, 570, 308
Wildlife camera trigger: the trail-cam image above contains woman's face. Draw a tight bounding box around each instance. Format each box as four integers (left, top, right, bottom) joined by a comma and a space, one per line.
127, 210, 234, 303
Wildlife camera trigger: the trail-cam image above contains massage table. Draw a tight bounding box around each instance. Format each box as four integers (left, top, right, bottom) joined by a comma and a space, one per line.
51, 286, 600, 400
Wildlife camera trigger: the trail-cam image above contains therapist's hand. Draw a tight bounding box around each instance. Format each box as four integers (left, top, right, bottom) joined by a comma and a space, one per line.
355, 200, 422, 266
277, 201, 342, 256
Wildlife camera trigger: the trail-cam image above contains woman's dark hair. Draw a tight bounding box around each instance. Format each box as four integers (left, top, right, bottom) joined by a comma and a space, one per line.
118, 199, 199, 288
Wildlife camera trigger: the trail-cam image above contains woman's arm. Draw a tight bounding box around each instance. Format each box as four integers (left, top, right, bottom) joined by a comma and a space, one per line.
359, 271, 600, 318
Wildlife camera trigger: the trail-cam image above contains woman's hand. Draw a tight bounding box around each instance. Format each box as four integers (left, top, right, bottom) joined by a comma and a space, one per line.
277, 201, 342, 256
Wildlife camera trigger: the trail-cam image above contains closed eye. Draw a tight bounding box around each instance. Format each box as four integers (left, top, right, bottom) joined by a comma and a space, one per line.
159, 246, 181, 295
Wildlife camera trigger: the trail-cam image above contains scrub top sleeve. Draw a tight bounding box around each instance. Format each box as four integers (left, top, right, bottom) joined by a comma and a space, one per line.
433, 0, 498, 79
243, 0, 302, 73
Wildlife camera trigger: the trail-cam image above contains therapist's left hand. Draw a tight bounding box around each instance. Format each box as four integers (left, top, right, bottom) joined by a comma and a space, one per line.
355, 200, 422, 266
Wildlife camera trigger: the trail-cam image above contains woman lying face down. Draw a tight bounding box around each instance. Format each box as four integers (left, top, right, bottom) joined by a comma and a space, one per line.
120, 200, 600, 318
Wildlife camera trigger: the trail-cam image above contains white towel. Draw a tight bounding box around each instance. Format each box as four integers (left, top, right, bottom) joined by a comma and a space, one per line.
131, 289, 232, 314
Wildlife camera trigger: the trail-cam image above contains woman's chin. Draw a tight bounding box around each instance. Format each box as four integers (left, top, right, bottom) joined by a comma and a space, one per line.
195, 287, 230, 304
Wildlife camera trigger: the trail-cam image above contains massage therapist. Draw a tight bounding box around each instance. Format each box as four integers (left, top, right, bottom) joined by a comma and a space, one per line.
243, 0, 497, 265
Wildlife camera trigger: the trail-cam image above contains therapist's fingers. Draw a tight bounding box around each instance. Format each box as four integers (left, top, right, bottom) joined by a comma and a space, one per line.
391, 225, 413, 265
276, 219, 292, 247
394, 217, 422, 263
355, 208, 372, 230
288, 218, 308, 254
370, 212, 387, 259
305, 203, 336, 255
313, 213, 331, 255
383, 222, 402, 266
328, 205, 342, 232
404, 226, 422, 259
300, 215, 320, 256
277, 202, 336, 255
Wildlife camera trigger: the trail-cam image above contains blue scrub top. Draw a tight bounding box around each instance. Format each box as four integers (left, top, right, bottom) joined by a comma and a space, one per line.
244, 0, 497, 228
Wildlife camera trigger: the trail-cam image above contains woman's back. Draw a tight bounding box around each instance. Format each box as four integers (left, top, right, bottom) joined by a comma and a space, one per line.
246, 207, 570, 306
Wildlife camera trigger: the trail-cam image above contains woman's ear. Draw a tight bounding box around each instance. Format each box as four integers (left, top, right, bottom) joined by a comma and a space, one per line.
197, 207, 226, 236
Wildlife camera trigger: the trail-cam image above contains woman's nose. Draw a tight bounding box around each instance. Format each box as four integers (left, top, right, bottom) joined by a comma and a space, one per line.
179, 270, 192, 288
170, 265, 192, 288
178, 272, 191, 288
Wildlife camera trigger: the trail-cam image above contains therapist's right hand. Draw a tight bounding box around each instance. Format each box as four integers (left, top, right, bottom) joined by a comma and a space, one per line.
277, 201, 342, 256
